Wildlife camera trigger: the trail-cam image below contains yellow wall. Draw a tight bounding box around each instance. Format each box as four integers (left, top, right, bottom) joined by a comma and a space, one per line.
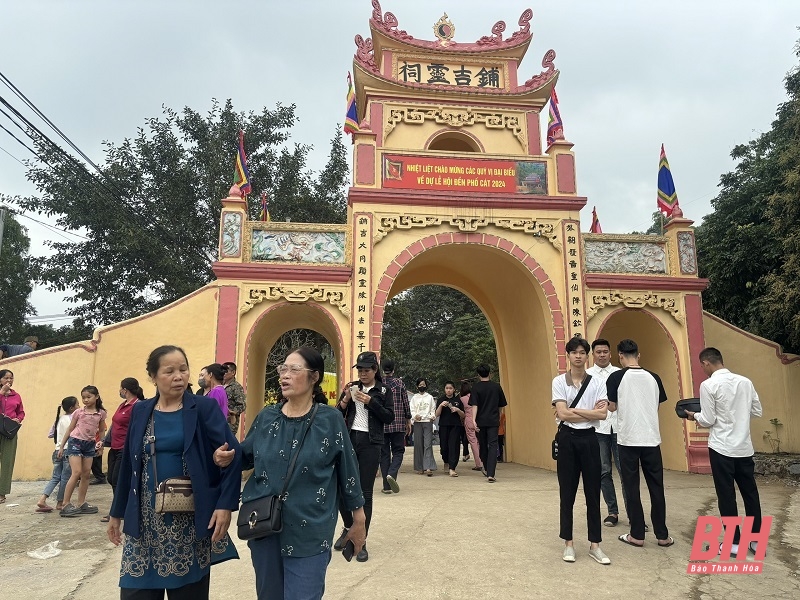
703, 312, 800, 454
1, 286, 219, 480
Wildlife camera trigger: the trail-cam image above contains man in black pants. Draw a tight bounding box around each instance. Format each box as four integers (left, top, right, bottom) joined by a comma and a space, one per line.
552, 337, 611, 565
686, 347, 764, 556
606, 339, 673, 548
379, 357, 411, 494
468, 364, 507, 483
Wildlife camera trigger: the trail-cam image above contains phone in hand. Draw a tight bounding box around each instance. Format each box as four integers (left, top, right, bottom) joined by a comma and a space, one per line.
349, 386, 359, 399
342, 540, 356, 562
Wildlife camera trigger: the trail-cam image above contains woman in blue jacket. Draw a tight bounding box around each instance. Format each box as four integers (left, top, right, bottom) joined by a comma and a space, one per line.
108, 345, 241, 600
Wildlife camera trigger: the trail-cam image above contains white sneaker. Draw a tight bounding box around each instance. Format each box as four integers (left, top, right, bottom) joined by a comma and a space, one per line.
589, 546, 611, 565
562, 546, 576, 562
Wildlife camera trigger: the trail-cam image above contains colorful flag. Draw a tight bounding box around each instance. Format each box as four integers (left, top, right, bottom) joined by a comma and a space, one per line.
344, 72, 360, 136
590, 206, 603, 234
233, 129, 252, 197
657, 144, 679, 216
546, 87, 564, 147
259, 191, 271, 222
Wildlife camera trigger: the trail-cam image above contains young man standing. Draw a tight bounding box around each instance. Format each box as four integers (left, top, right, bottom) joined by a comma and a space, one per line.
606, 339, 673, 548
685, 347, 764, 556
587, 339, 624, 527
552, 337, 611, 565
468, 364, 507, 483
379, 357, 411, 494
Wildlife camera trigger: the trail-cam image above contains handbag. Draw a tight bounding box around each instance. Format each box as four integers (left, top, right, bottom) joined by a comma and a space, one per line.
552, 373, 593, 460
675, 398, 701, 419
237, 403, 319, 541
149, 411, 195, 514
1, 397, 21, 440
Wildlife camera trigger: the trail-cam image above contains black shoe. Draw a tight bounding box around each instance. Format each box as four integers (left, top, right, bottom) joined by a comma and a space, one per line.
333, 527, 349, 551
89, 478, 106, 486
603, 515, 619, 527
356, 544, 369, 562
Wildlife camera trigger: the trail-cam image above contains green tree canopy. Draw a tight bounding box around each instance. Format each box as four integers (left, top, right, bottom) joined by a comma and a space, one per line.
696, 40, 800, 352
0, 210, 34, 343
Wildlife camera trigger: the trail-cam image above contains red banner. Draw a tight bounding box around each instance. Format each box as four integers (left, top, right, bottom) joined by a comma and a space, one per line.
381, 154, 547, 195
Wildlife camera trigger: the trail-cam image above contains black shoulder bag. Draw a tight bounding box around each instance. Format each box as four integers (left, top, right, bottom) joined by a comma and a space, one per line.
237, 403, 319, 541
551, 374, 592, 460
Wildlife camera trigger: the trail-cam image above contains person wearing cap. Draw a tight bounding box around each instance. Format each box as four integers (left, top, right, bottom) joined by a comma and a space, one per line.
333, 351, 394, 562
379, 357, 411, 495
3, 336, 38, 357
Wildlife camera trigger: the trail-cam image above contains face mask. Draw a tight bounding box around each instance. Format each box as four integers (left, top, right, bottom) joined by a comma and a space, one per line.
197, 377, 206, 389
418, 386, 427, 393
119, 391, 126, 399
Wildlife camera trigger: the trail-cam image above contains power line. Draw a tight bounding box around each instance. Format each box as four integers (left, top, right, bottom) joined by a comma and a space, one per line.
13, 210, 89, 241
0, 143, 24, 165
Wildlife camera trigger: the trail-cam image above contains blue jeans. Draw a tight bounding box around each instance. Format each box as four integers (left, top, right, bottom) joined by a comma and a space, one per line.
249, 535, 331, 600
597, 432, 626, 516
42, 449, 72, 501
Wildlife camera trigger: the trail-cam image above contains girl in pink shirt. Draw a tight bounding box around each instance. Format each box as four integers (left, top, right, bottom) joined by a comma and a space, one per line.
58, 385, 107, 517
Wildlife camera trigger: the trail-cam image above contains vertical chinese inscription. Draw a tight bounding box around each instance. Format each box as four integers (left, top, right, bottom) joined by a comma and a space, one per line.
353, 213, 372, 359
563, 221, 585, 341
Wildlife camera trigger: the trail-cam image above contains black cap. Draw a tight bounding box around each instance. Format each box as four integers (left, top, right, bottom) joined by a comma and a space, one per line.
353, 351, 379, 369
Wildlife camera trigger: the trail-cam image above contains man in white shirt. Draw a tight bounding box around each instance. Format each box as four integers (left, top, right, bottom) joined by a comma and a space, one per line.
606, 339, 673, 548
685, 347, 763, 555
552, 337, 612, 565
587, 339, 624, 528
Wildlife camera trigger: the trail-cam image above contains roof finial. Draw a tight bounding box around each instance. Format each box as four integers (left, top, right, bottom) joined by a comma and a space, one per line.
433, 13, 455, 46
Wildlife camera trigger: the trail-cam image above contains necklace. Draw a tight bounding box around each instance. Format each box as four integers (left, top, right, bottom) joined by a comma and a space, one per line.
155, 401, 183, 412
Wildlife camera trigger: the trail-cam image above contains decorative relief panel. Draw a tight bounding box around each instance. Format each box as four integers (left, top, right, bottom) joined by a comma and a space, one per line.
244, 223, 349, 264
240, 286, 349, 317
586, 292, 683, 324
677, 231, 697, 275
220, 212, 242, 258
384, 106, 526, 148
373, 213, 561, 250
584, 238, 667, 274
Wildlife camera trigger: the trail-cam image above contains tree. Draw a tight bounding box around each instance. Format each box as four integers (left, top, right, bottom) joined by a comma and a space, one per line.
0, 210, 35, 343
4, 100, 349, 326
695, 40, 799, 352
631, 211, 667, 235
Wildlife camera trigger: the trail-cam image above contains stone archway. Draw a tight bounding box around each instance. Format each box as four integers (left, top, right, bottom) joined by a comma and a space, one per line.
595, 307, 687, 471
242, 301, 345, 429
372, 233, 566, 469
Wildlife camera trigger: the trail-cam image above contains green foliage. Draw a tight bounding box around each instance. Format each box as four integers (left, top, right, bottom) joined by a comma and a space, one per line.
696, 40, 800, 352
381, 285, 498, 393
763, 417, 783, 453
0, 211, 34, 342
631, 211, 667, 235
3, 101, 349, 327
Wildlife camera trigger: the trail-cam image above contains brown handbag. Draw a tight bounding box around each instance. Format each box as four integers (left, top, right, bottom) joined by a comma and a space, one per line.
149, 411, 195, 514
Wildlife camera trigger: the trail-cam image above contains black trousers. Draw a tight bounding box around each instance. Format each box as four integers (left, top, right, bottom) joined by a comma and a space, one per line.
461, 428, 469, 457
120, 574, 209, 599
91, 454, 105, 480
556, 426, 602, 543
477, 426, 499, 477
618, 445, 669, 541
339, 430, 381, 535
708, 448, 762, 544
380, 431, 406, 490
438, 425, 462, 471
107, 448, 123, 491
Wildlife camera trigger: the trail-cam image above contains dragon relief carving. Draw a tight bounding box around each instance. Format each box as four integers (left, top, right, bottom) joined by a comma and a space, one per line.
586, 292, 684, 324
523, 49, 557, 89
372, 213, 561, 250
241, 286, 350, 318
384, 106, 525, 147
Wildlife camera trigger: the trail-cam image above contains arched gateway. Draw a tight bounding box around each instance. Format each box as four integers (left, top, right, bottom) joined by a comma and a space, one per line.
8, 4, 799, 480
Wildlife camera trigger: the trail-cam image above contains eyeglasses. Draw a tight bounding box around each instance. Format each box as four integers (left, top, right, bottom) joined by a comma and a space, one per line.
276, 364, 314, 375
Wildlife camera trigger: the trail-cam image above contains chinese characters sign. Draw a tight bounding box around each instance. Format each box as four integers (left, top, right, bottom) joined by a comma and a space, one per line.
352, 213, 372, 358
396, 58, 505, 88
563, 220, 585, 340
382, 155, 547, 195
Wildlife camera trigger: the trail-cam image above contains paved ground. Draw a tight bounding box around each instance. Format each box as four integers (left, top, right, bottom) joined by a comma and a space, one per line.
1, 455, 799, 599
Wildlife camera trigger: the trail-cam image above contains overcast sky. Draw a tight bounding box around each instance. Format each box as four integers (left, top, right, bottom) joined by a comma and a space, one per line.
1, 0, 798, 324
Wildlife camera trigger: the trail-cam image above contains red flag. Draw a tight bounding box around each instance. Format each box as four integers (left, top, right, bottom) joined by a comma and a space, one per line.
590, 206, 603, 234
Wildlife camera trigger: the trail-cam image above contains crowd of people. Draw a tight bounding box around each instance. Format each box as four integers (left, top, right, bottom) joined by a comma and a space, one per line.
0, 338, 766, 598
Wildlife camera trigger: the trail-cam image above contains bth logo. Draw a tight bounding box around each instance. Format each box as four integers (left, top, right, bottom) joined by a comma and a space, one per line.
687, 516, 772, 574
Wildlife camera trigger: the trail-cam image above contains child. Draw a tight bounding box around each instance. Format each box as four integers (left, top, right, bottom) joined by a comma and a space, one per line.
36, 396, 79, 512
58, 386, 107, 517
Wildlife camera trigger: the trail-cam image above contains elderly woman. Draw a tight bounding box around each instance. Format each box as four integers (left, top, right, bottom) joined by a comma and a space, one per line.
108, 346, 241, 600
0, 369, 25, 503
216, 346, 366, 600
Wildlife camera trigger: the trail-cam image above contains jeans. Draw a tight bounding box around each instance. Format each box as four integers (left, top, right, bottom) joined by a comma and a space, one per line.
120, 574, 210, 600
380, 431, 406, 490
249, 535, 331, 600
596, 432, 626, 516
339, 430, 381, 535
42, 449, 72, 501
708, 448, 762, 544
477, 426, 499, 478
618, 445, 669, 541
556, 427, 602, 543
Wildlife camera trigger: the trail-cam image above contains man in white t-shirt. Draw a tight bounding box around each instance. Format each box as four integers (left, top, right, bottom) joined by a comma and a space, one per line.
587, 339, 623, 527
606, 339, 672, 548
552, 337, 612, 565
685, 347, 764, 556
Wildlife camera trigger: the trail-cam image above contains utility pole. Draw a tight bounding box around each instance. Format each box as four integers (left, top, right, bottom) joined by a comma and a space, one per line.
0, 205, 7, 259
